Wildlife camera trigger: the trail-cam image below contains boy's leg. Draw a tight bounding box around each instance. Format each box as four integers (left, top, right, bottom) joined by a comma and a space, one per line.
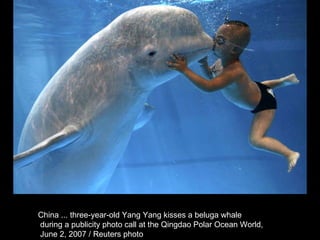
249, 109, 299, 172
262, 73, 299, 89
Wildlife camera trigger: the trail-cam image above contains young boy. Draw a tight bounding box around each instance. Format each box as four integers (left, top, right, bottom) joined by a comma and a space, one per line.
167, 20, 300, 172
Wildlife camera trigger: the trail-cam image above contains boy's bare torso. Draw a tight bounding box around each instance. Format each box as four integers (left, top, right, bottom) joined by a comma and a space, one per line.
212, 59, 261, 111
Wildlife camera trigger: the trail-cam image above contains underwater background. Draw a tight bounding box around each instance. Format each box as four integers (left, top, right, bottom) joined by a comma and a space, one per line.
13, 0, 306, 194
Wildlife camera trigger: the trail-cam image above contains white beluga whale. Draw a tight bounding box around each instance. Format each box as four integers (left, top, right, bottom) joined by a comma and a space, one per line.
14, 5, 213, 193
133, 103, 155, 131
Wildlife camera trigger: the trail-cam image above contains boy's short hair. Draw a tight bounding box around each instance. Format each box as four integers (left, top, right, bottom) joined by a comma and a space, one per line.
224, 20, 249, 28
223, 20, 251, 51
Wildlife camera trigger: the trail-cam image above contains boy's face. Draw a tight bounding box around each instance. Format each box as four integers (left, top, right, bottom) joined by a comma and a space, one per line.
212, 24, 246, 57
212, 24, 235, 57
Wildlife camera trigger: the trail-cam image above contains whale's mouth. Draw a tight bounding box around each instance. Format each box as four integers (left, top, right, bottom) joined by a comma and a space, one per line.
169, 46, 212, 62
183, 46, 211, 53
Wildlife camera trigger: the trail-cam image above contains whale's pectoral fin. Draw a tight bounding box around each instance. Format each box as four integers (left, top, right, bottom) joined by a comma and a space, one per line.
14, 125, 82, 169
134, 102, 155, 131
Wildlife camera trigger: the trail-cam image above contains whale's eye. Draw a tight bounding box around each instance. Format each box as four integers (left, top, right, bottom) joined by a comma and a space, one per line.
148, 51, 157, 57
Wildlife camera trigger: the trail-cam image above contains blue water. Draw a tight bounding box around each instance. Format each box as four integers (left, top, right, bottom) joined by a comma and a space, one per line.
13, 0, 307, 194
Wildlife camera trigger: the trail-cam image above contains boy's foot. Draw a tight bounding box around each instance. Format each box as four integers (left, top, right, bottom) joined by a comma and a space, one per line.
282, 73, 300, 86
288, 152, 300, 172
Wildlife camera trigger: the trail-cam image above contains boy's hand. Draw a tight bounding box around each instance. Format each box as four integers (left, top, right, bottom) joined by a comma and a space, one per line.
167, 54, 188, 72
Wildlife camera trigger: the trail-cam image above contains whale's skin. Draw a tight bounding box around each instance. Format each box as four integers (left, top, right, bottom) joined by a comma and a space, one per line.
14, 5, 213, 193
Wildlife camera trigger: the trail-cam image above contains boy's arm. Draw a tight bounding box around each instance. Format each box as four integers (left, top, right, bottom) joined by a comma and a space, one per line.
180, 67, 230, 92
167, 54, 233, 92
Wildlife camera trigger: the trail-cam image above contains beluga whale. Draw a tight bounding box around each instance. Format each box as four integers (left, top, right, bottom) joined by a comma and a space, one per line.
14, 5, 213, 193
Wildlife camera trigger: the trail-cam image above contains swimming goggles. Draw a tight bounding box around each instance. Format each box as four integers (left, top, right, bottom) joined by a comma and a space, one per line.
213, 35, 254, 52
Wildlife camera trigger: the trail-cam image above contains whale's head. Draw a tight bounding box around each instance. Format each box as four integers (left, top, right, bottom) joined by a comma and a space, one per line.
106, 5, 213, 90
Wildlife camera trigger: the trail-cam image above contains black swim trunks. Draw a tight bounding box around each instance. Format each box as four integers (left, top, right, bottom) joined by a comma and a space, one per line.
251, 81, 277, 114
